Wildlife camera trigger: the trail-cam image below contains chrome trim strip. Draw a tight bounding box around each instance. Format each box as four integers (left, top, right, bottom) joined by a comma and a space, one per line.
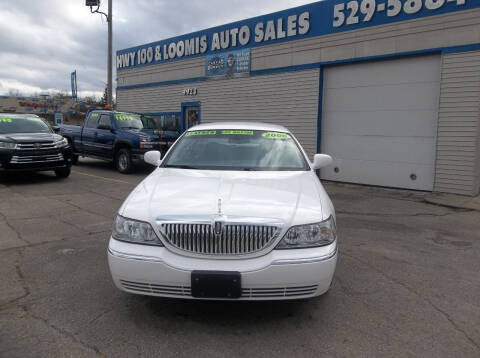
16, 142, 56, 150
156, 215, 284, 226
108, 247, 165, 263
10, 153, 64, 164
271, 247, 337, 265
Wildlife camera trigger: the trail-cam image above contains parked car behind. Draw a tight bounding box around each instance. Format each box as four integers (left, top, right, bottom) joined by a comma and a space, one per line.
0, 113, 72, 178
108, 122, 337, 300
60, 110, 167, 173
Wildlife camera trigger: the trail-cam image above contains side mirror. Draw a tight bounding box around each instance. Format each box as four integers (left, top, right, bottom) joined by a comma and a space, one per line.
52, 126, 60, 134
144, 150, 162, 166
312, 154, 333, 170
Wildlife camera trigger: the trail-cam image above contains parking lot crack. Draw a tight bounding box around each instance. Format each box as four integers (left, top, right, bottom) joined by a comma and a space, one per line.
342, 251, 480, 353
0, 248, 30, 311
50, 197, 112, 220
20, 305, 105, 357
88, 307, 114, 325
0, 211, 30, 245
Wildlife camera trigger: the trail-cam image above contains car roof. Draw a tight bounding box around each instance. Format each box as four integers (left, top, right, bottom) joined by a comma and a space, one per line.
0, 113, 40, 117
188, 122, 290, 133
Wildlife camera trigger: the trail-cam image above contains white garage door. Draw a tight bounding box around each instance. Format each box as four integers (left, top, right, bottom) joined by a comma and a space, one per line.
321, 55, 441, 191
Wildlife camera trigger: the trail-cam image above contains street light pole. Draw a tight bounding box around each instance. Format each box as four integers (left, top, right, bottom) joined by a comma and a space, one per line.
107, 0, 113, 107
87, 0, 113, 107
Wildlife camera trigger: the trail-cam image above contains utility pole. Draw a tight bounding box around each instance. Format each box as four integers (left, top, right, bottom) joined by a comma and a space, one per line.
107, 0, 112, 107
86, 0, 113, 107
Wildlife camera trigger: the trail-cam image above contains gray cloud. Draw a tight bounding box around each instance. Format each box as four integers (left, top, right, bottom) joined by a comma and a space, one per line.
0, 0, 313, 98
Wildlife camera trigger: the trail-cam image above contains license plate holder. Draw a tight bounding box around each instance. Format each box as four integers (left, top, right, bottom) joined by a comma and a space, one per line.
191, 271, 241, 299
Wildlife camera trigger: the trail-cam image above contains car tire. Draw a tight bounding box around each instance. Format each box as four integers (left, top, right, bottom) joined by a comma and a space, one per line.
55, 167, 71, 178
116, 148, 133, 174
71, 154, 79, 165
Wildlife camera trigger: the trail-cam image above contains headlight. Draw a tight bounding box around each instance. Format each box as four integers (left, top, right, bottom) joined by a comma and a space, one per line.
139, 136, 149, 142
276, 216, 337, 249
0, 141, 17, 149
54, 138, 68, 148
112, 215, 163, 246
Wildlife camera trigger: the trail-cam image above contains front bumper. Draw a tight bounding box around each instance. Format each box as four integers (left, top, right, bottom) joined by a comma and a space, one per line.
108, 238, 338, 300
0, 146, 72, 172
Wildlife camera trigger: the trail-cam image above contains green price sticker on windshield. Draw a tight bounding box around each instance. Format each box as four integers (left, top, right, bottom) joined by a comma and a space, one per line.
221, 130, 253, 135
90, 113, 99, 118
115, 114, 137, 121
185, 130, 217, 136
0, 118, 13, 123
27, 117, 41, 121
262, 132, 290, 139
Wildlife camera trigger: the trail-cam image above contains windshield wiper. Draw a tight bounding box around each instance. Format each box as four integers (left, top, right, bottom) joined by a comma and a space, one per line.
239, 167, 264, 171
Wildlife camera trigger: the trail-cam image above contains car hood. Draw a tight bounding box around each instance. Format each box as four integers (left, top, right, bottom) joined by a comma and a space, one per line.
121, 169, 332, 228
0, 132, 59, 143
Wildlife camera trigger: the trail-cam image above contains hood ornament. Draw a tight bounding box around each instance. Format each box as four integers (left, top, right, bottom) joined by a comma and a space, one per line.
213, 198, 224, 236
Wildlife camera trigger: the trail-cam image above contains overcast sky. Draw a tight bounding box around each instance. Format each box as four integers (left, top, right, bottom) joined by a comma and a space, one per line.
0, 0, 314, 99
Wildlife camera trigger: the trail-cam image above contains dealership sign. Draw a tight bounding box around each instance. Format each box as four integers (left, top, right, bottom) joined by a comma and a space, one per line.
206, 49, 251, 79
117, 0, 478, 70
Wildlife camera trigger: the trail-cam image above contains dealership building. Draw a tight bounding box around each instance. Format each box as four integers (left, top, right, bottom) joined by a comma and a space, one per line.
116, 0, 480, 196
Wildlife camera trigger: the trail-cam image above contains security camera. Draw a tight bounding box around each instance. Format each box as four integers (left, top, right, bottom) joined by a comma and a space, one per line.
86, 0, 100, 6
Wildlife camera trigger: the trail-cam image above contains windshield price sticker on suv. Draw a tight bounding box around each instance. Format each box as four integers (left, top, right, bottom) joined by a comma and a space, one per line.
0, 118, 13, 123
333, 0, 467, 28
185, 130, 217, 136
262, 132, 290, 139
221, 130, 253, 135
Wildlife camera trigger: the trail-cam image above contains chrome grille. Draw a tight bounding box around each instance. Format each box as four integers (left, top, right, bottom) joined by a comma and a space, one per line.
120, 280, 191, 297
120, 280, 318, 299
159, 222, 281, 255
17, 142, 56, 150
10, 153, 63, 164
242, 285, 318, 298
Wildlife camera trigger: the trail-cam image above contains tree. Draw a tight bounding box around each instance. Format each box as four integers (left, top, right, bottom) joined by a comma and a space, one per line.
100, 85, 108, 106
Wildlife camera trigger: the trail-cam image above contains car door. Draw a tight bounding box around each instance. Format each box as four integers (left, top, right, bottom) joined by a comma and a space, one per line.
82, 112, 100, 155
96, 114, 115, 158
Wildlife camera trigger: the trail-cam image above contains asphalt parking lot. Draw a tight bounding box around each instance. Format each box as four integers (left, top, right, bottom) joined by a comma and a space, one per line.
0, 159, 479, 358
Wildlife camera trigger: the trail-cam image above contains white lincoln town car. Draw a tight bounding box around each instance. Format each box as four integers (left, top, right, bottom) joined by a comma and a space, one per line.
108, 122, 337, 300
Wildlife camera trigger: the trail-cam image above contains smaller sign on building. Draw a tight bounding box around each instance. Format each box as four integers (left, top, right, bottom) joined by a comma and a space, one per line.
206, 49, 250, 79
183, 88, 198, 96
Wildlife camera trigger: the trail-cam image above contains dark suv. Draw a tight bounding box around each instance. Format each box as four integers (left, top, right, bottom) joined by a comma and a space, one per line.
0, 114, 72, 178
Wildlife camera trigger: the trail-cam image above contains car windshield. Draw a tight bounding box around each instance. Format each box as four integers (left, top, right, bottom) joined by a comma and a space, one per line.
142, 114, 179, 132
162, 129, 309, 171
0, 115, 51, 134
114, 113, 144, 130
